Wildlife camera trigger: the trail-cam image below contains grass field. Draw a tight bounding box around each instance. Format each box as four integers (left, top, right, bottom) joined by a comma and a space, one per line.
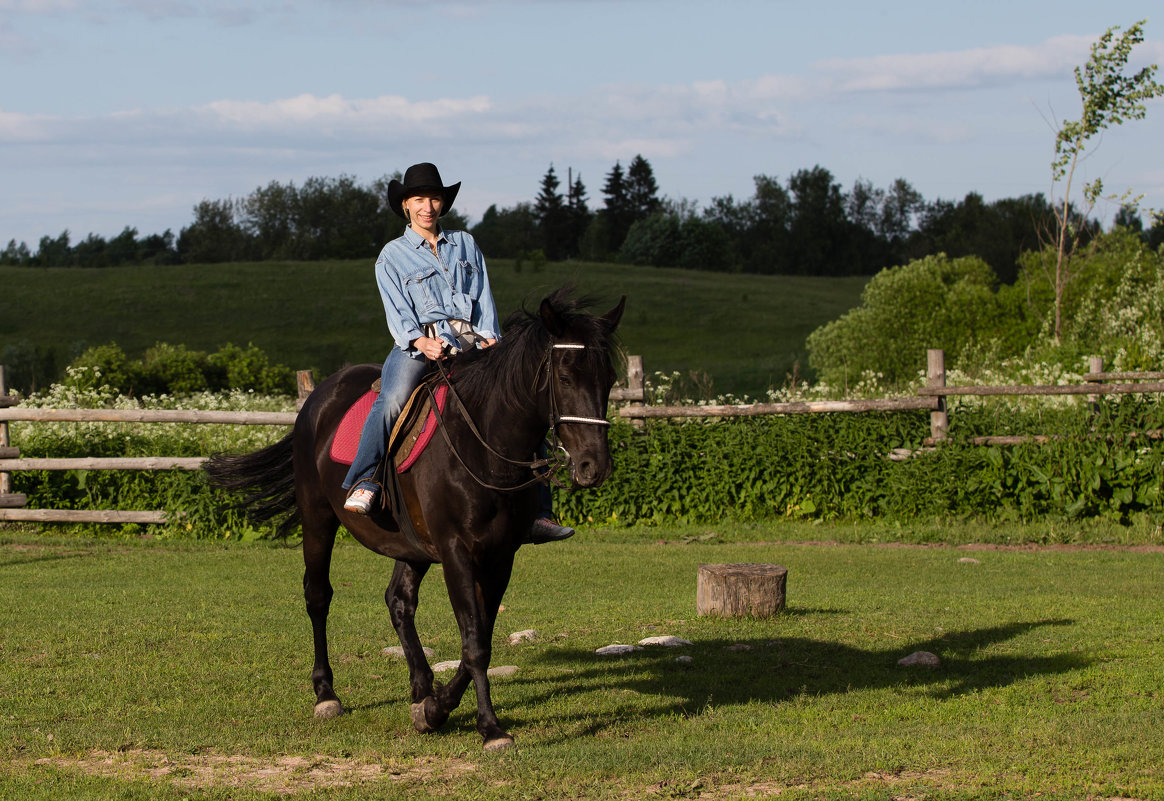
2, 526, 1161, 800
0, 260, 868, 397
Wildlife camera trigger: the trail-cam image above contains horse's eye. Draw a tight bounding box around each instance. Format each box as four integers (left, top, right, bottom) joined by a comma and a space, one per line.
557, 371, 572, 386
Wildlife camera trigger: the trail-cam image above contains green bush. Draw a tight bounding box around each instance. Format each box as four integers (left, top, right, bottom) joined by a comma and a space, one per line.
557, 395, 1164, 528
806, 230, 1164, 394
806, 253, 1016, 389
10, 386, 1164, 540
141, 342, 210, 395
63, 342, 296, 397
207, 343, 296, 394
65, 343, 139, 392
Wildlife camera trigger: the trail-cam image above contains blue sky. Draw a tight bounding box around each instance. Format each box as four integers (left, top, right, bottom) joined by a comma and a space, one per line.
2, 0, 1162, 247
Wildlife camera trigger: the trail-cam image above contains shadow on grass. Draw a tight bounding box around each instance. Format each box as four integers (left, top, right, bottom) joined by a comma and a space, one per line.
0, 548, 105, 569
501, 618, 1082, 738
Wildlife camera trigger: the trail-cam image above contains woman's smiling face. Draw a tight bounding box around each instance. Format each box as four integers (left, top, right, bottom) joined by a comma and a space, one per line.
403, 191, 443, 236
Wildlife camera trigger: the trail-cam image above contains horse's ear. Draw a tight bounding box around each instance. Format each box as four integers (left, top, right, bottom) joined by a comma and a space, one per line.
601, 296, 626, 333
539, 297, 567, 337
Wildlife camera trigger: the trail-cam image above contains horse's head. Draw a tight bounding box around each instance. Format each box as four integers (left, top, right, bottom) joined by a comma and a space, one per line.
538, 291, 625, 488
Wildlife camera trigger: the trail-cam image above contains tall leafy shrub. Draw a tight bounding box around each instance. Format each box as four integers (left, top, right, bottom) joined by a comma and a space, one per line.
806, 253, 1017, 390
1015, 228, 1164, 370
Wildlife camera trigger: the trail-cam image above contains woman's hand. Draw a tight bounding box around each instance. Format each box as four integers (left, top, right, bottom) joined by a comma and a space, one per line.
413, 336, 446, 360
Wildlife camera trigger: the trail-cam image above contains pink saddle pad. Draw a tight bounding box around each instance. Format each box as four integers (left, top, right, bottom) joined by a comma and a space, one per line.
329, 385, 448, 472
329, 390, 377, 466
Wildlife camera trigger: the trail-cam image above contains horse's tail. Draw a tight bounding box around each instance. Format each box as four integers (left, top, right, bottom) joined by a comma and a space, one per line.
204, 432, 300, 537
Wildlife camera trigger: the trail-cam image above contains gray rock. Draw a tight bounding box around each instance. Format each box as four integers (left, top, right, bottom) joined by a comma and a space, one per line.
382, 645, 436, 659
639, 635, 692, 647
897, 650, 941, 667
508, 629, 538, 645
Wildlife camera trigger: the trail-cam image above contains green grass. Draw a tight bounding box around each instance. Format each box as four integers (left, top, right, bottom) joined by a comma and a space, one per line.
2, 526, 1161, 799
0, 260, 868, 397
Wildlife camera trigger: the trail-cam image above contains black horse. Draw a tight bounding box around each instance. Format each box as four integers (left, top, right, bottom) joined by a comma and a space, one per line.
206, 289, 624, 750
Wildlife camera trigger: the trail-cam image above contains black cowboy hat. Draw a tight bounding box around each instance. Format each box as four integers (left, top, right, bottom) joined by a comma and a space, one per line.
387, 162, 461, 219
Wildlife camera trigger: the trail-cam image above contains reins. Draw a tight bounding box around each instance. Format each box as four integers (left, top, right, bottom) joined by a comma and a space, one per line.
424, 341, 609, 492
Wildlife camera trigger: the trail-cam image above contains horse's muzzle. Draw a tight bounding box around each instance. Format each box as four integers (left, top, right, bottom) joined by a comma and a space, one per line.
569, 452, 612, 488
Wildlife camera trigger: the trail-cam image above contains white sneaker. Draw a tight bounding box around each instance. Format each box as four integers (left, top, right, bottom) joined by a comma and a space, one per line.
344, 487, 376, 515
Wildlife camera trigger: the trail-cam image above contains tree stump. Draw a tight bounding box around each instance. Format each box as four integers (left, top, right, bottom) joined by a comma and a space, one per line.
697, 563, 787, 618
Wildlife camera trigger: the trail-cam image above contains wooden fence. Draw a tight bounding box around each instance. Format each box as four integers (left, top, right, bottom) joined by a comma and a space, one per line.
2, 350, 1164, 524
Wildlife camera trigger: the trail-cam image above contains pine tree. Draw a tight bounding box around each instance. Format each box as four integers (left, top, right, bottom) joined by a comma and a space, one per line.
535, 164, 570, 260
567, 172, 591, 257
626, 154, 661, 221
601, 161, 633, 252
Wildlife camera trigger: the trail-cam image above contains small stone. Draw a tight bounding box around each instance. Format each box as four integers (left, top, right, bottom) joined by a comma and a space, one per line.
897, 650, 941, 667
725, 643, 753, 652
958, 557, 980, 564
431, 660, 461, 672
595, 643, 642, 656
487, 665, 519, 678
638, 635, 692, 647
675, 655, 694, 664
382, 645, 435, 659
508, 629, 538, 645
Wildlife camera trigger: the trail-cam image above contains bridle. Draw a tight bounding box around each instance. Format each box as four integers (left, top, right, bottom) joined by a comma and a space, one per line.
544, 343, 613, 429
426, 341, 611, 492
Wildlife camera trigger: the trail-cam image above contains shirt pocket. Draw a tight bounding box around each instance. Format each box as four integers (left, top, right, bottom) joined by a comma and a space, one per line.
457, 259, 480, 291
403, 267, 441, 313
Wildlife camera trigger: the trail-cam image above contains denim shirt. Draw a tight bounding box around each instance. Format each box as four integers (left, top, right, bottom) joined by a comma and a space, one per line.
374, 225, 500, 358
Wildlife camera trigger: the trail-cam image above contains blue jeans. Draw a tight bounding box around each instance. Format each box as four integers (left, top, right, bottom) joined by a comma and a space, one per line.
342, 349, 430, 491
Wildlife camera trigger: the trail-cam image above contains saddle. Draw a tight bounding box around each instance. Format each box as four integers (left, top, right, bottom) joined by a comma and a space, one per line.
329, 375, 448, 472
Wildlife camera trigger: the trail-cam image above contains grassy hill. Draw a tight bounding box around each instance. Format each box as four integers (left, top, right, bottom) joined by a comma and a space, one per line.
0, 259, 868, 398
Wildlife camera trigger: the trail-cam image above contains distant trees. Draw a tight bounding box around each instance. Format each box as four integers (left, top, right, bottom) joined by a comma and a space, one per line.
1, 174, 401, 268
177, 174, 397, 263
6, 152, 1162, 282
0, 226, 181, 268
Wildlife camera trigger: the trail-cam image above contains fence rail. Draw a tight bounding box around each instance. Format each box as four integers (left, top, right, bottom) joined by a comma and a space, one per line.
917, 382, 1164, 397
0, 408, 298, 425
618, 396, 938, 419
2, 351, 1163, 524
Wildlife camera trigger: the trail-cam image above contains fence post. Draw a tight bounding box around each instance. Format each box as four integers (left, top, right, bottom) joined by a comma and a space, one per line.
1, 365, 11, 496
927, 349, 948, 442
296, 370, 316, 411
0, 365, 25, 508
1087, 356, 1103, 415
626, 355, 645, 430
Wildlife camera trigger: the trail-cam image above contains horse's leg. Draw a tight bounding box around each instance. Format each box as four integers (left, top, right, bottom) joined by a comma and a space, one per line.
384, 560, 446, 732
302, 501, 343, 719
435, 550, 516, 750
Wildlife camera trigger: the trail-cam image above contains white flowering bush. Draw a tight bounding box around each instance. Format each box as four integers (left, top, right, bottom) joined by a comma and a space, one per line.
8, 375, 294, 540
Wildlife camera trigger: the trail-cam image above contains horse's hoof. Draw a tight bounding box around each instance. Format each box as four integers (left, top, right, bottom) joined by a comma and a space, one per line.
484, 734, 515, 752
410, 698, 439, 733
313, 699, 344, 719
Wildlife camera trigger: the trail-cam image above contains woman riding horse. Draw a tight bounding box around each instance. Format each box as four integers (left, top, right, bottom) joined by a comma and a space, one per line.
342, 162, 572, 544
206, 287, 625, 750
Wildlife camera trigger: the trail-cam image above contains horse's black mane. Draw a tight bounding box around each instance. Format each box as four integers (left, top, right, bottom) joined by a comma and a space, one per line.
449, 287, 618, 413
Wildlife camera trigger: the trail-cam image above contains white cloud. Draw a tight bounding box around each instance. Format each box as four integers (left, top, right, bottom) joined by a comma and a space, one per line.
198, 93, 493, 130
815, 34, 1096, 93
0, 0, 78, 10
